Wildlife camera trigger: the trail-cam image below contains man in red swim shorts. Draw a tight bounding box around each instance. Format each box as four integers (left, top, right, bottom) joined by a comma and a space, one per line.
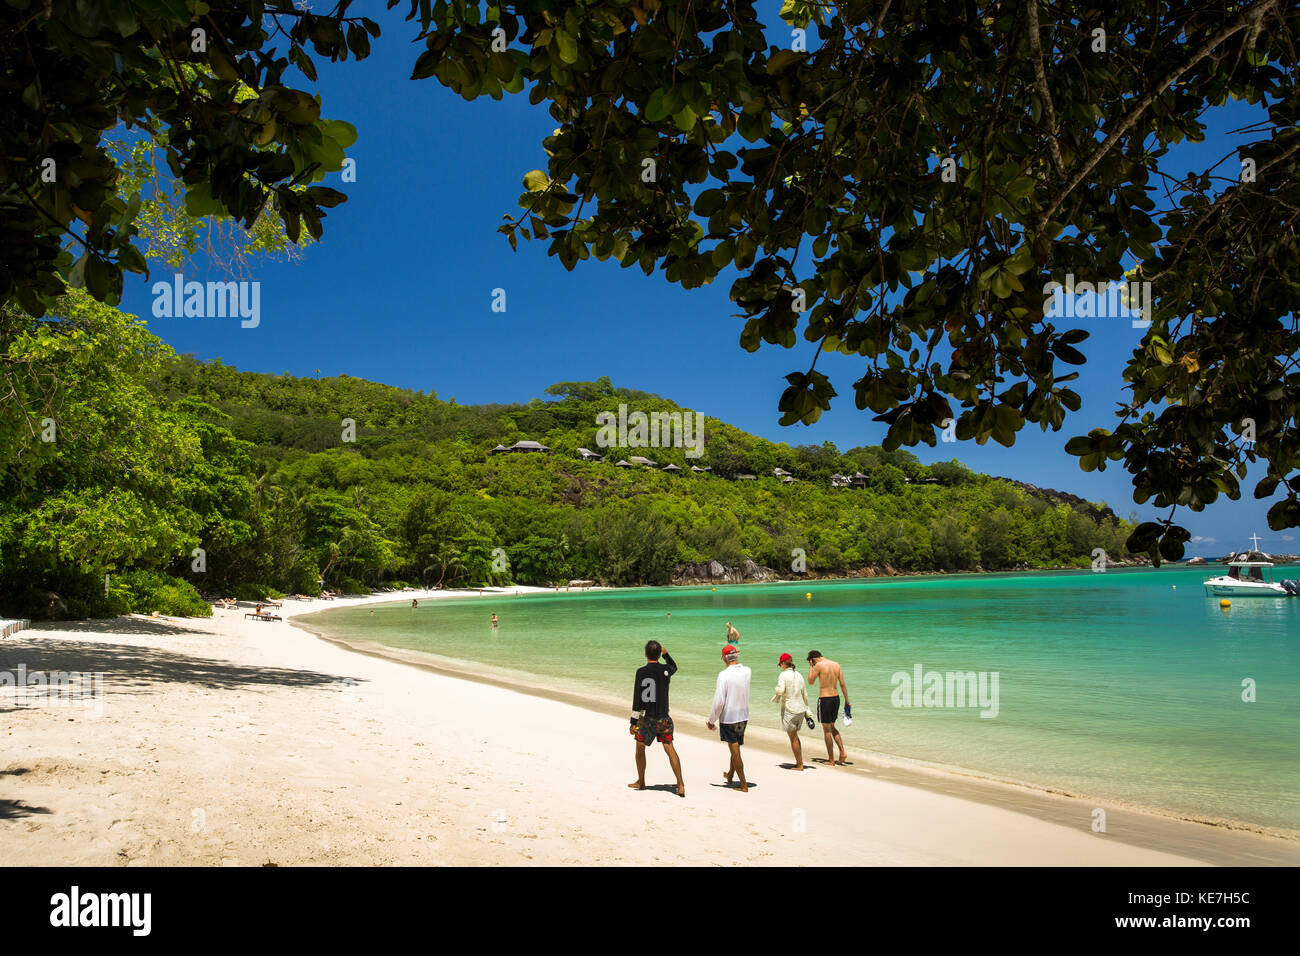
628, 640, 685, 798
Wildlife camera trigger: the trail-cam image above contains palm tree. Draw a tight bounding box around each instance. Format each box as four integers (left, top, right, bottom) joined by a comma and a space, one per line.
320, 540, 343, 584
427, 544, 463, 589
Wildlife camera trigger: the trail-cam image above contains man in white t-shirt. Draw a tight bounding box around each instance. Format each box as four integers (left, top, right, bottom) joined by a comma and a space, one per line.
706, 644, 752, 792
772, 652, 810, 770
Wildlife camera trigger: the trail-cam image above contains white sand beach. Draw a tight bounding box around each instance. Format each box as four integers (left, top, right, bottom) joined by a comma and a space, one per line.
3, 589, 1297, 867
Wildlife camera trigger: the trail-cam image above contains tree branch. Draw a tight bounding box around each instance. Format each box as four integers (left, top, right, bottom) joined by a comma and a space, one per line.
1034, 0, 1280, 235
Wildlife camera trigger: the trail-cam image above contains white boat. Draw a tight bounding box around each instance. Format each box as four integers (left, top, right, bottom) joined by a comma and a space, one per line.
1203, 535, 1291, 597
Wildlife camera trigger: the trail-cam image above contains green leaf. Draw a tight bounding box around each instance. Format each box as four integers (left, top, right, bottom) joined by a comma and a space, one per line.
183, 182, 225, 217
412, 49, 440, 80
320, 119, 358, 149
554, 29, 578, 65
766, 50, 805, 75
305, 186, 347, 207
84, 254, 110, 300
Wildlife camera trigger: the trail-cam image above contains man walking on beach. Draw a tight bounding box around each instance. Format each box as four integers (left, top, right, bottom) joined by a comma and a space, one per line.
707, 645, 752, 792
807, 651, 850, 766
772, 653, 810, 770
629, 641, 685, 797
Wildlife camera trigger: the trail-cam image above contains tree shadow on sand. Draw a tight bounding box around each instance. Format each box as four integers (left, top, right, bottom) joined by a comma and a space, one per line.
27, 617, 212, 637
0, 796, 52, 820
0, 638, 365, 711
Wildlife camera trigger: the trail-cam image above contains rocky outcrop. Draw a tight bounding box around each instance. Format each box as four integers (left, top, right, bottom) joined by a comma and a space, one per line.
1216, 551, 1300, 563
670, 552, 1162, 586
672, 559, 781, 585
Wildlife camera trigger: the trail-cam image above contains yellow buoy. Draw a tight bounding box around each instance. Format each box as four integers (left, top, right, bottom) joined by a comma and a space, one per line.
711, 587, 716, 591
805, 592, 812, 599
1219, 599, 1231, 609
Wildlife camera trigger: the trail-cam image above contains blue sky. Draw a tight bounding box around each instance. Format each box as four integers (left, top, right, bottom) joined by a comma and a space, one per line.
115, 20, 1292, 557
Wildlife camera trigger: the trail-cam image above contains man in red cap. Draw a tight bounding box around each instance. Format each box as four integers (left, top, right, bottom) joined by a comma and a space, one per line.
772, 653, 811, 770
706, 644, 752, 792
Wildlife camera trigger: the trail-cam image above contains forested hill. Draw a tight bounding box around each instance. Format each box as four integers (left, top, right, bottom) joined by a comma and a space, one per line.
1, 294, 1133, 619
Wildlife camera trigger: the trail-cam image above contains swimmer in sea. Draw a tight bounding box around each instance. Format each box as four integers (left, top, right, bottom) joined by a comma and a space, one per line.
490, 613, 498, 628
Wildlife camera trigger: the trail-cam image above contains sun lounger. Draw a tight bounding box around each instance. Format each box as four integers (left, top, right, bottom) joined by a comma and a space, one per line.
245, 612, 282, 621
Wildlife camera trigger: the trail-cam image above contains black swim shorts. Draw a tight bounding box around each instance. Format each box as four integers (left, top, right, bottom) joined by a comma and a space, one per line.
817, 696, 840, 724
720, 720, 747, 745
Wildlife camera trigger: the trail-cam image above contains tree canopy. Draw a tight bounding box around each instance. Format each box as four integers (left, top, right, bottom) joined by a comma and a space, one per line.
3, 1, 1298, 562
1, 0, 364, 312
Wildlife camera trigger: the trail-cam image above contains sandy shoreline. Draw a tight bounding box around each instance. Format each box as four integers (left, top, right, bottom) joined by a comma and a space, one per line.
3, 588, 1297, 866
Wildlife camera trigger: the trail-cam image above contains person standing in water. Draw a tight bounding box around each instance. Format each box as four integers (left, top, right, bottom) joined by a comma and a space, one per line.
807, 650, 850, 766
725, 621, 740, 644
628, 641, 685, 797
707, 644, 752, 792
490, 613, 498, 628
772, 653, 810, 770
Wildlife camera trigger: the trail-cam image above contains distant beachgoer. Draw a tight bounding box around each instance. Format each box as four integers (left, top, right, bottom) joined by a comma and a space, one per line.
411, 599, 418, 608
255, 602, 264, 616
707, 644, 752, 792
628, 640, 684, 797
490, 613, 498, 628
772, 653, 810, 770
725, 621, 740, 643
807, 651, 850, 766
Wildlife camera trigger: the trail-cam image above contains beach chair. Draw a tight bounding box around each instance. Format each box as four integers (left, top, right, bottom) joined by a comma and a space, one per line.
245, 612, 282, 622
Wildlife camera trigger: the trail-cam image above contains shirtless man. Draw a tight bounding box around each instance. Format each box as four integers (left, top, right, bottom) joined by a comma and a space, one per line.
725, 621, 740, 644
807, 650, 849, 765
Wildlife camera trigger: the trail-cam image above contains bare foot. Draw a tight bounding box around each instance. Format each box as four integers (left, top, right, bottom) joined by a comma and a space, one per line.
676, 783, 686, 798
627, 781, 645, 790
793, 764, 805, 771
723, 770, 734, 784
737, 783, 749, 792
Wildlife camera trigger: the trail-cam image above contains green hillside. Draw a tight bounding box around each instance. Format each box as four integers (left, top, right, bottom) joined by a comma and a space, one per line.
0, 293, 1134, 619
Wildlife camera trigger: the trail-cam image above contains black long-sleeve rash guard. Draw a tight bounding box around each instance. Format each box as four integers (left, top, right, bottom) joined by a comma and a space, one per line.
632, 653, 677, 719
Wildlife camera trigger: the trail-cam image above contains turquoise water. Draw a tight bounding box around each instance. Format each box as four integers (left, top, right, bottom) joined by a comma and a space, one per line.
301, 567, 1300, 830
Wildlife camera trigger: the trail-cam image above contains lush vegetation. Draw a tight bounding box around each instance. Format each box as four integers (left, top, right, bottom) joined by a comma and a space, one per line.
1, 295, 1133, 619
5, 2, 1298, 561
